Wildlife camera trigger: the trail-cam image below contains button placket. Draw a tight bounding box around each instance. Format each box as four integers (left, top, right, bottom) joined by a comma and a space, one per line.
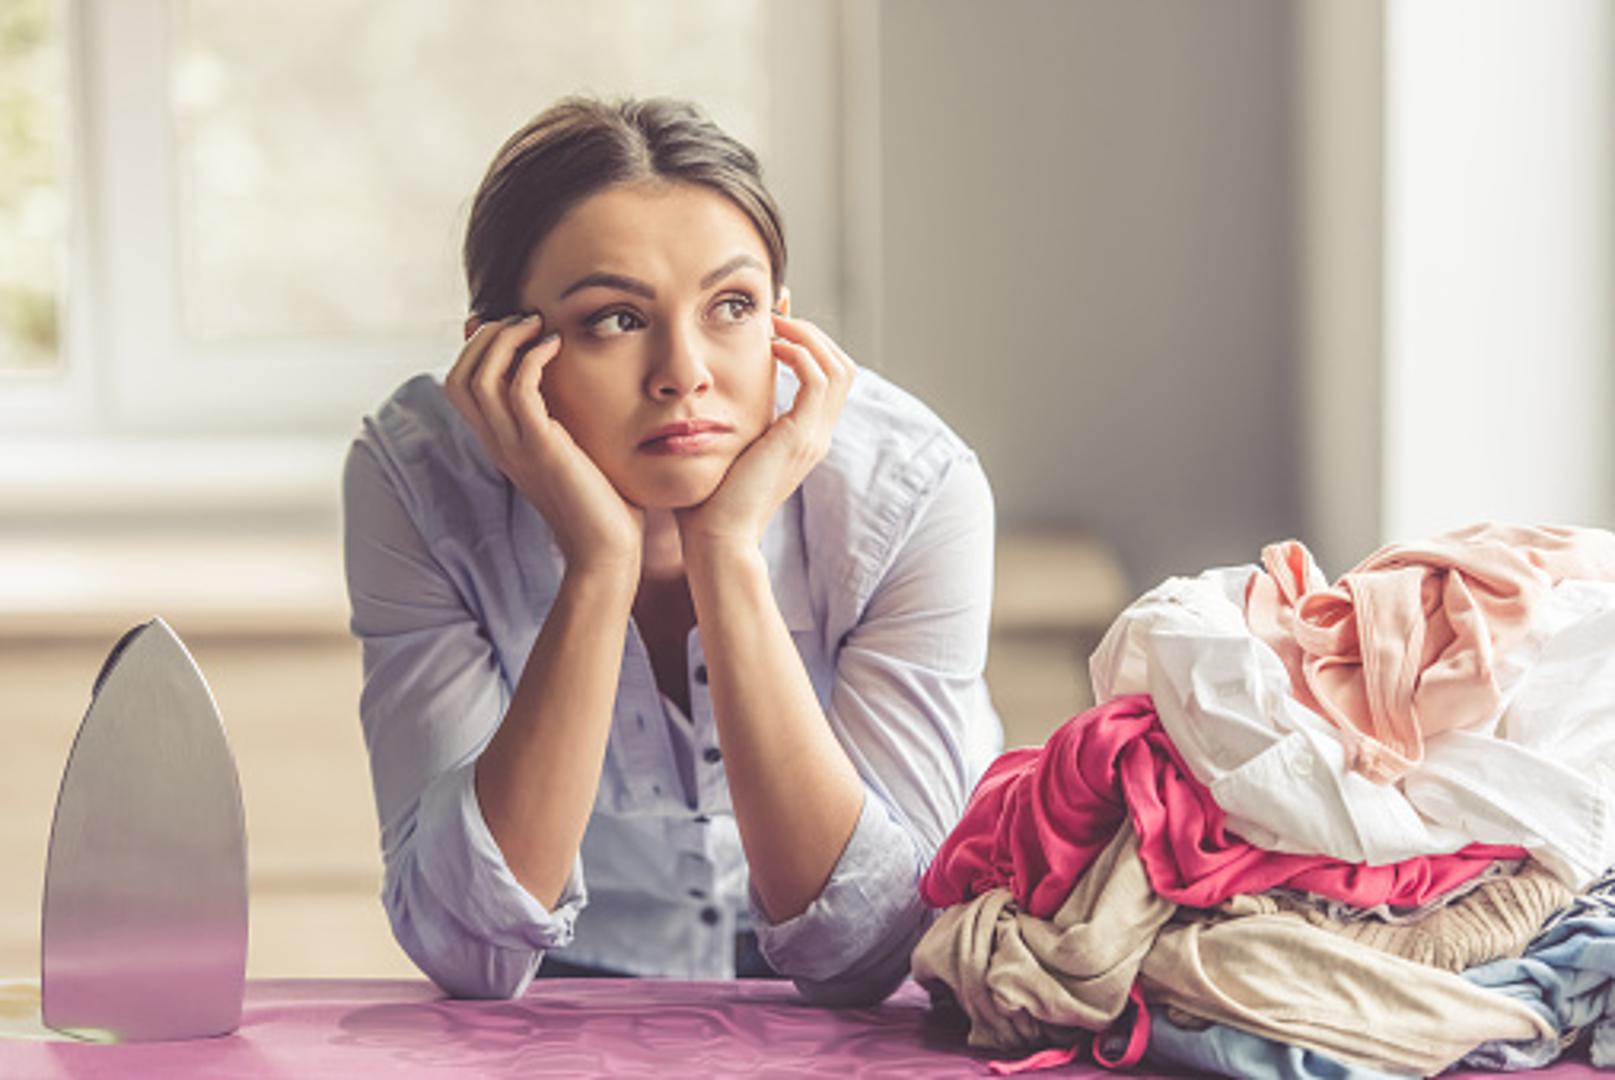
621, 624, 685, 806
687, 635, 727, 811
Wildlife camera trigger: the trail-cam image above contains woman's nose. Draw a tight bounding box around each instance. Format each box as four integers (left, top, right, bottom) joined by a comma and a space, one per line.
647, 326, 712, 399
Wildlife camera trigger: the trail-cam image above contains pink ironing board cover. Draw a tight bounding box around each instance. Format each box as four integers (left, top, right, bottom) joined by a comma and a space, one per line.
0, 978, 1604, 1078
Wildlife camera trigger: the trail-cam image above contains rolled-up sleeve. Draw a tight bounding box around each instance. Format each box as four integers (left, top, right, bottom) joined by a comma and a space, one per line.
753, 455, 1003, 1004
343, 439, 585, 999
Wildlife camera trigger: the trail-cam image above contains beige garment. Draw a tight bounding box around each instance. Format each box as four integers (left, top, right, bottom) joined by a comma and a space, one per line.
1228, 860, 1571, 972
1141, 909, 1555, 1076
914, 823, 1555, 1074
910, 822, 1175, 1051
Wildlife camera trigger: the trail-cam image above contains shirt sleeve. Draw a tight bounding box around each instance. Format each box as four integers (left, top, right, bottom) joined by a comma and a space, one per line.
343, 438, 586, 999
752, 455, 1003, 1004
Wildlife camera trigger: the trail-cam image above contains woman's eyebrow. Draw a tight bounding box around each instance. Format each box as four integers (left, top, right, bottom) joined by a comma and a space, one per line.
557, 255, 765, 301
701, 254, 767, 289
559, 272, 655, 300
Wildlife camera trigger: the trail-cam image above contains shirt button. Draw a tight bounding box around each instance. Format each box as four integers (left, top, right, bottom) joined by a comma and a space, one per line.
693, 814, 711, 824
688, 887, 707, 900
700, 906, 721, 926
1291, 751, 1314, 778
694, 664, 709, 685
703, 747, 723, 764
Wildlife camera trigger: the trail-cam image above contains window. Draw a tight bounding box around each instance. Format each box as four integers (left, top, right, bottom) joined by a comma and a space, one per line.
2, 0, 840, 445
0, 0, 69, 376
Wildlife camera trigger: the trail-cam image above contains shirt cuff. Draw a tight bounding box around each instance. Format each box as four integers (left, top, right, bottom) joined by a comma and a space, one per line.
411, 758, 588, 953
750, 790, 931, 1003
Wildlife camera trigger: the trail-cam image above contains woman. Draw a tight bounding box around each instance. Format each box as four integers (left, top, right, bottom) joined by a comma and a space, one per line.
343, 97, 1002, 1005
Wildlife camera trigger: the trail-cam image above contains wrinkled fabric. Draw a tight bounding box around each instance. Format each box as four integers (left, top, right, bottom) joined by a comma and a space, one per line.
1266, 857, 1522, 926
914, 820, 1549, 1076
1246, 523, 1615, 783
910, 823, 1174, 1057
1460, 872, 1615, 1070
1091, 567, 1615, 885
1139, 908, 1554, 1075
1225, 860, 1570, 972
1146, 1008, 1413, 1080
919, 694, 1521, 918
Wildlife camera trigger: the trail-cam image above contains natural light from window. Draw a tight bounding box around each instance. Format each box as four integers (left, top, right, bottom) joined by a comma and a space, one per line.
0, 0, 67, 374
171, 0, 768, 343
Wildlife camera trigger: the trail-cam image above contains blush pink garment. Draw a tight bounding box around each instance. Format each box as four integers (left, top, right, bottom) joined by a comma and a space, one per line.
919, 695, 1523, 918
1245, 522, 1615, 783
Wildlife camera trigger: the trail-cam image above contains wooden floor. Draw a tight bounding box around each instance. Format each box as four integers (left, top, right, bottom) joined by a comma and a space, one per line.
0, 566, 1110, 982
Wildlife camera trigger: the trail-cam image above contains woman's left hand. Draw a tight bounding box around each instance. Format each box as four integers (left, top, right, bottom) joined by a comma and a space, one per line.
676, 312, 856, 551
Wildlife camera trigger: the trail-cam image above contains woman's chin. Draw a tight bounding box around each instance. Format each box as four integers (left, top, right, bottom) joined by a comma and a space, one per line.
621, 466, 727, 511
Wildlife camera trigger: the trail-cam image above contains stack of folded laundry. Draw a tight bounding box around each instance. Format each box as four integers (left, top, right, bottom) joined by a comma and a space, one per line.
914, 523, 1615, 1077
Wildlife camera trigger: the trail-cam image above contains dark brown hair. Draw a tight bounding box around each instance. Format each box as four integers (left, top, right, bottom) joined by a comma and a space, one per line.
464, 97, 787, 321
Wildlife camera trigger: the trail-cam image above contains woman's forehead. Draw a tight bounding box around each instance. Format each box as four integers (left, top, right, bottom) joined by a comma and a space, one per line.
525, 183, 771, 297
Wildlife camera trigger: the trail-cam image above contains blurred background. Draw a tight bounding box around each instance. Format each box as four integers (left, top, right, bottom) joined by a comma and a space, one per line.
2, 0, 1611, 981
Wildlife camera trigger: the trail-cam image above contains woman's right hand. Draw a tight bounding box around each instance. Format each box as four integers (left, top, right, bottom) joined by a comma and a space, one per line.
444, 315, 644, 575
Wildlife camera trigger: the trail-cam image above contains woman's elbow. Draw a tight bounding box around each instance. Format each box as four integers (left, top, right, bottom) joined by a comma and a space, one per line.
790, 962, 910, 1007
387, 896, 540, 1000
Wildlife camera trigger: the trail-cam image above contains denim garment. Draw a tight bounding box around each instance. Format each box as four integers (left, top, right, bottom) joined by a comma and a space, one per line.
1461, 868, 1615, 1070
343, 366, 1003, 1003
1145, 1010, 1414, 1080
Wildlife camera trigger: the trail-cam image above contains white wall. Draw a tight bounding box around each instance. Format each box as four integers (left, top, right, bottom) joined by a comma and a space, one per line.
1383, 0, 1615, 541
1295, 0, 1615, 568
865, 0, 1301, 588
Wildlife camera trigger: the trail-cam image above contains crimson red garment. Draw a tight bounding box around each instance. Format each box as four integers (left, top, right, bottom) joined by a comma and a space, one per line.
921, 694, 1524, 917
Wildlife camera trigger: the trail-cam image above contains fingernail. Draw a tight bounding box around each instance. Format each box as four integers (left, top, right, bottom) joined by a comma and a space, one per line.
519, 312, 541, 324
538, 330, 560, 344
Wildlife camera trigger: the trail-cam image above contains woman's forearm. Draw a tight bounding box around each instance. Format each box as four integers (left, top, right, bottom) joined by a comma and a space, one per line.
473, 562, 637, 908
684, 540, 865, 922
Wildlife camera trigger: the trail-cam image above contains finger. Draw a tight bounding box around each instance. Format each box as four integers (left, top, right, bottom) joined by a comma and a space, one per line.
779, 314, 856, 389
770, 313, 832, 372
472, 316, 546, 450
772, 317, 852, 418
508, 331, 565, 442
445, 321, 508, 450
445, 319, 501, 405
771, 336, 829, 420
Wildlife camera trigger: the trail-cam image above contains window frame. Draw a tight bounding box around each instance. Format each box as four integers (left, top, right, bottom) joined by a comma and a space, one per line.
1, 0, 847, 458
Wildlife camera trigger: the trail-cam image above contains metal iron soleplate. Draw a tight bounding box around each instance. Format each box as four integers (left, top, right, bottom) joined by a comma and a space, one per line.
41, 617, 247, 1042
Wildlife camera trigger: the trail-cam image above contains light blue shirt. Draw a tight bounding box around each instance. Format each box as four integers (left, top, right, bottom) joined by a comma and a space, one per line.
342, 366, 1003, 1004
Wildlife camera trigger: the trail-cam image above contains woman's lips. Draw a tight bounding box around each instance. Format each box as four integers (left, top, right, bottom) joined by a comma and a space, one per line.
638, 420, 732, 455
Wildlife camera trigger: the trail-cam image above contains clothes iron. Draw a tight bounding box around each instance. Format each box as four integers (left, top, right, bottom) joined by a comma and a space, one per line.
40, 617, 248, 1042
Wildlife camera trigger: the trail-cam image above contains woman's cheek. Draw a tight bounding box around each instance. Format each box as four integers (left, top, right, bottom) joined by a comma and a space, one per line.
538, 363, 604, 446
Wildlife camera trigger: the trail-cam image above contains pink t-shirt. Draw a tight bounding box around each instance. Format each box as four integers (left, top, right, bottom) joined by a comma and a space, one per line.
920, 694, 1521, 917
1246, 523, 1615, 782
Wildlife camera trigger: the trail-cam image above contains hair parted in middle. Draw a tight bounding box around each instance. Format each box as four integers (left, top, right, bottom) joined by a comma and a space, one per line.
463, 96, 787, 323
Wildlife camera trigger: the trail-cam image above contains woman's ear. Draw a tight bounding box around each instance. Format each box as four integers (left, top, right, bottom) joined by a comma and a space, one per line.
464, 316, 482, 341
774, 287, 791, 317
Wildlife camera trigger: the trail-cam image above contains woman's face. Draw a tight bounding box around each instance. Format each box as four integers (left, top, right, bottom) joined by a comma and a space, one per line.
517, 182, 778, 510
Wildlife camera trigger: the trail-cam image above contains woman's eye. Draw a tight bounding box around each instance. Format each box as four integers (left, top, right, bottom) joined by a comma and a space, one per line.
586, 309, 646, 337
712, 296, 756, 324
